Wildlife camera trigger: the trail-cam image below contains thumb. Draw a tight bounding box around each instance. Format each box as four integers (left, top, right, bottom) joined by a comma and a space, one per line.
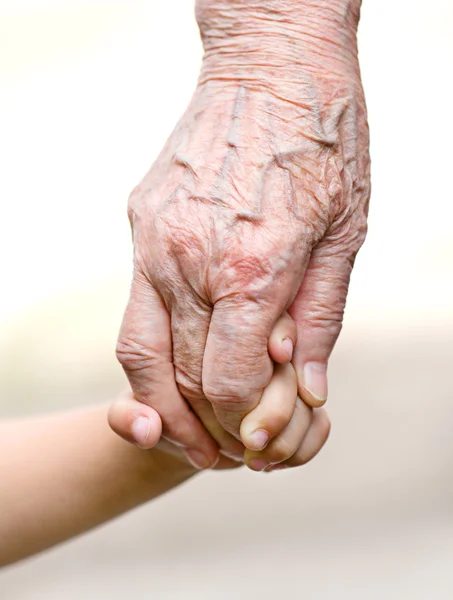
116, 271, 219, 469
108, 390, 163, 450
289, 250, 353, 407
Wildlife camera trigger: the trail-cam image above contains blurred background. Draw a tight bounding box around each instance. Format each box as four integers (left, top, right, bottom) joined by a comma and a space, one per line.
1, 0, 452, 598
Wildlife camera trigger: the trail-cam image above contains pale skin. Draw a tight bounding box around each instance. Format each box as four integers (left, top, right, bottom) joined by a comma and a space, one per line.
0, 321, 329, 567
0, 399, 196, 567
116, 0, 370, 467
1, 0, 369, 567
111, 314, 331, 471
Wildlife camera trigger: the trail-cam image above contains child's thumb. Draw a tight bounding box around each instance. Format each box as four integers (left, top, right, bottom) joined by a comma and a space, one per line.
108, 390, 163, 450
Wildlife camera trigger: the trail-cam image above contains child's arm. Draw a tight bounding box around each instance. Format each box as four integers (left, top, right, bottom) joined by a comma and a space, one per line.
0, 401, 196, 567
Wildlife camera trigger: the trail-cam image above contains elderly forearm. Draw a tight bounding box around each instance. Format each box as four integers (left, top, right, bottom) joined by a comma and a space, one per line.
196, 0, 363, 91
193, 0, 367, 198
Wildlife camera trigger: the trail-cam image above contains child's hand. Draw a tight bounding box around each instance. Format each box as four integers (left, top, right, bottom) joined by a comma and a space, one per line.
109, 312, 330, 471
240, 364, 330, 472
108, 390, 241, 471
239, 312, 330, 471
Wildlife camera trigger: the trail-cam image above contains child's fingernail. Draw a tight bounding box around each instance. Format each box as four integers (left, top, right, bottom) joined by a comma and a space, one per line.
184, 449, 211, 470
247, 429, 269, 451
301, 362, 328, 402
249, 458, 269, 472
131, 416, 151, 448
282, 338, 294, 361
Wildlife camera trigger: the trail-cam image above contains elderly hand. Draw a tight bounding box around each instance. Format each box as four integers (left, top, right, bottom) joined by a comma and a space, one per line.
113, 314, 331, 471
116, 0, 370, 468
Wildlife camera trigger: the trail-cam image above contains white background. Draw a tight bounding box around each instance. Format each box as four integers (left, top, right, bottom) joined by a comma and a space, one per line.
1, 1, 452, 598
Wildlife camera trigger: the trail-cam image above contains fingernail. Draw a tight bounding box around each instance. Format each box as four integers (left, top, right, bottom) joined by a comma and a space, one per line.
131, 416, 151, 448
282, 338, 294, 361
184, 449, 211, 470
301, 362, 328, 402
247, 429, 269, 451
249, 458, 269, 472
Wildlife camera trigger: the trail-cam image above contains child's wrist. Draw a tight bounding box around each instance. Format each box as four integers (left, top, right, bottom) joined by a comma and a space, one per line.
138, 447, 199, 490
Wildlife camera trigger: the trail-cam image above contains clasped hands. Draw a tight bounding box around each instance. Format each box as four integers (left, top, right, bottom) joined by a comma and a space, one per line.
109, 0, 370, 473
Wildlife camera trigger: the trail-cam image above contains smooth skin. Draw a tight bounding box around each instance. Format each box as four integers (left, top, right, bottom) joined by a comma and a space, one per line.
0, 399, 235, 568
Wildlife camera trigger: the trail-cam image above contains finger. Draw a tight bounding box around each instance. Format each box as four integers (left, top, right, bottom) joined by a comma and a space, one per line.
212, 455, 244, 471
240, 363, 297, 451
116, 272, 219, 469
281, 407, 331, 468
243, 397, 312, 471
201, 215, 316, 438
268, 312, 297, 364
108, 390, 162, 450
184, 396, 245, 461
289, 250, 353, 407
170, 296, 245, 460
203, 296, 280, 437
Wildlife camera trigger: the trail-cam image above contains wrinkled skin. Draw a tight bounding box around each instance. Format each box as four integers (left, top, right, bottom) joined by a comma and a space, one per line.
116, 0, 370, 464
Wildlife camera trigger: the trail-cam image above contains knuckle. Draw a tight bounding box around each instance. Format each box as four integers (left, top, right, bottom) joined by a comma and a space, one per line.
203, 380, 255, 409
203, 383, 242, 405
172, 335, 205, 400
174, 365, 203, 400
301, 288, 346, 331
115, 336, 166, 373
165, 219, 204, 258
308, 312, 344, 335
267, 437, 294, 463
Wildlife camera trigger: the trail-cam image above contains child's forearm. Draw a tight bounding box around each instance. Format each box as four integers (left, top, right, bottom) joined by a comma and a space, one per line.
0, 405, 196, 567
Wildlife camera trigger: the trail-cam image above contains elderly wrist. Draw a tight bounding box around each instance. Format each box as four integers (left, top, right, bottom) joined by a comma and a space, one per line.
196, 0, 361, 76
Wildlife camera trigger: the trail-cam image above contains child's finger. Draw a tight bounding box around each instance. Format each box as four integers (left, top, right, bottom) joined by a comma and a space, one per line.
240, 363, 297, 451
268, 312, 297, 364
108, 390, 163, 450
212, 455, 244, 471
270, 408, 331, 470
243, 397, 312, 471
186, 397, 245, 461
